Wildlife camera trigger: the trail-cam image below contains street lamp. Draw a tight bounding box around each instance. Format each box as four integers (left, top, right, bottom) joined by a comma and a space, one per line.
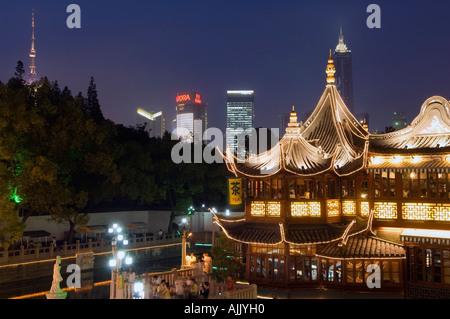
133, 279, 144, 299
108, 223, 131, 299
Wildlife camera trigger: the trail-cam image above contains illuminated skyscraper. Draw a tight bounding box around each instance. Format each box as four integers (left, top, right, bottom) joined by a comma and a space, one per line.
333, 28, 354, 113
26, 10, 38, 84
137, 108, 166, 138
175, 91, 207, 142
226, 90, 255, 159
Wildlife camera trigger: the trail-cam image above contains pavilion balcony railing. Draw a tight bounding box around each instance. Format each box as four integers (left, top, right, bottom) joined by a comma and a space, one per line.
0, 232, 181, 265
248, 199, 450, 223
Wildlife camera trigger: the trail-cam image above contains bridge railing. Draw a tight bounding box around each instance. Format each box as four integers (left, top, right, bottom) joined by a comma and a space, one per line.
0, 233, 181, 265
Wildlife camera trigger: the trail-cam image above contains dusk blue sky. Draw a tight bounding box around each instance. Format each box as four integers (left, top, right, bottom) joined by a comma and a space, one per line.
1, 0, 450, 133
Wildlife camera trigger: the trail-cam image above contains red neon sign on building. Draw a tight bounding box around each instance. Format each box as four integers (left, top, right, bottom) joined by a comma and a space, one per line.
176, 93, 202, 104
176, 94, 191, 103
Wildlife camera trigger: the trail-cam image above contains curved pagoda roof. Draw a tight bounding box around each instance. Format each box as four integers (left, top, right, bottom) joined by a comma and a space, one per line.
224, 53, 370, 178
223, 53, 450, 178
369, 96, 450, 154
213, 211, 406, 259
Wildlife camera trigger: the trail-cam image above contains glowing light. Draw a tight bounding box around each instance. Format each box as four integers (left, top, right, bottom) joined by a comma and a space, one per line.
410, 156, 422, 164
327, 200, 340, 217
125, 256, 132, 265
117, 251, 125, 260
446, 156, 450, 163
360, 202, 370, 217
391, 156, 403, 164
137, 109, 163, 121
342, 201, 356, 216
402, 203, 450, 221
251, 202, 266, 216
410, 172, 417, 179
374, 202, 397, 219
117, 235, 124, 241
291, 202, 321, 217
227, 90, 254, 95
266, 202, 281, 217
371, 157, 384, 165
176, 94, 191, 103
401, 228, 450, 239
109, 259, 117, 268
9, 188, 23, 204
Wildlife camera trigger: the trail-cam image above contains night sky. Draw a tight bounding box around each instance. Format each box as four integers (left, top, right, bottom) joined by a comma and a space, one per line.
1, 0, 450, 133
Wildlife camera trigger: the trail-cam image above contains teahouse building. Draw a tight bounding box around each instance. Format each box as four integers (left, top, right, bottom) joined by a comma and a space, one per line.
215, 52, 450, 297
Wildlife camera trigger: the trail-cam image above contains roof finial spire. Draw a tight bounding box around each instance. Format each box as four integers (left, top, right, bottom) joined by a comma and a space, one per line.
326, 50, 336, 85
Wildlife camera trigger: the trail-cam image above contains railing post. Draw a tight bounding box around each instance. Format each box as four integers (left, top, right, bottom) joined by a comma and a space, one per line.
88, 238, 92, 250
20, 245, 25, 260
76, 240, 80, 252
63, 241, 68, 254
133, 234, 137, 247
35, 243, 40, 259
3, 247, 8, 263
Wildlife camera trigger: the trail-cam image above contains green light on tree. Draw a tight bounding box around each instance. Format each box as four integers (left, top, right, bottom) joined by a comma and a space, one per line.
9, 188, 23, 204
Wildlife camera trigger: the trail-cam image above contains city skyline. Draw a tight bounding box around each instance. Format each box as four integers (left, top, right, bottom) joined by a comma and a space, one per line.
2, 1, 450, 134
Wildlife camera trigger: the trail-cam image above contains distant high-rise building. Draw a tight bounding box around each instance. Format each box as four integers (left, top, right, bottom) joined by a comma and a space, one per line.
226, 90, 255, 159
137, 108, 166, 138
333, 28, 354, 113
356, 112, 370, 131
279, 113, 291, 137
175, 91, 207, 142
392, 111, 408, 130
26, 10, 38, 84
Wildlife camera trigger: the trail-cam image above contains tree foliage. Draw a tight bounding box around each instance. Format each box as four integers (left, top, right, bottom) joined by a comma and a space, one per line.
0, 72, 229, 246
210, 232, 245, 283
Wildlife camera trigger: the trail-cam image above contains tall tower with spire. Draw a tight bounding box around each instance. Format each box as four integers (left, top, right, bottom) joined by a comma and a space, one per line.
27, 10, 38, 83
333, 28, 354, 113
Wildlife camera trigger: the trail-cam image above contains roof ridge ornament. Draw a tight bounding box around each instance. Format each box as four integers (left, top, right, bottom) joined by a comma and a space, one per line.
326, 50, 336, 86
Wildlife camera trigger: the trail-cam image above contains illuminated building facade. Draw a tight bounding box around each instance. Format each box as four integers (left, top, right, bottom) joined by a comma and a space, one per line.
227, 90, 255, 159
216, 54, 450, 297
176, 91, 207, 142
137, 108, 166, 138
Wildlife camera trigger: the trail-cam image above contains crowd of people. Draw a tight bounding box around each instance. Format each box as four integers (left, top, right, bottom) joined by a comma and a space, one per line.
117, 252, 228, 299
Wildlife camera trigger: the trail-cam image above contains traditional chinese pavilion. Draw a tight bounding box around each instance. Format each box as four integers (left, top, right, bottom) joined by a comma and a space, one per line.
215, 53, 450, 297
